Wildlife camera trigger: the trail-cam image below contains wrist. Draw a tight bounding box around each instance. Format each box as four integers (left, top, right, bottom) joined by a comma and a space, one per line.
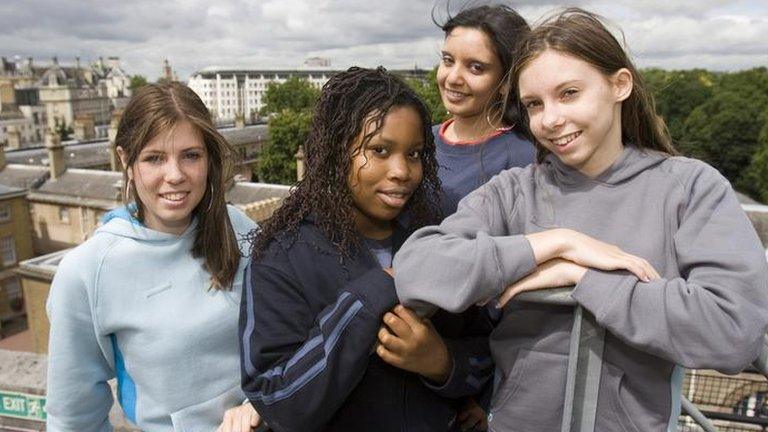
527, 229, 571, 264
424, 346, 452, 383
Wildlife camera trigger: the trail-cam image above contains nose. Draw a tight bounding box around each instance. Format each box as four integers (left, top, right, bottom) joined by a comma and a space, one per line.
387, 155, 411, 183
164, 159, 186, 184
541, 103, 564, 131
445, 64, 464, 87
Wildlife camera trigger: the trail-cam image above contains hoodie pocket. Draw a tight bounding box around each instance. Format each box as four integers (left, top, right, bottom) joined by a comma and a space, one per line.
488, 349, 568, 432
170, 384, 246, 432
603, 363, 643, 432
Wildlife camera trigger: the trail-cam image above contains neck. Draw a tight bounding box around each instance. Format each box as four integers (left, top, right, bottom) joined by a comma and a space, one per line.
580, 140, 625, 178
353, 214, 393, 240
447, 115, 499, 142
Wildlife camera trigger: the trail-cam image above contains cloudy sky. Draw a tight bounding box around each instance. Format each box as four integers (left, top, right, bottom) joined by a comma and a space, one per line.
2, 0, 766, 80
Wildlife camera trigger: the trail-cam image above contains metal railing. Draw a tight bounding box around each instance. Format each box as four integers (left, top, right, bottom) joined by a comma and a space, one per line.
514, 288, 768, 432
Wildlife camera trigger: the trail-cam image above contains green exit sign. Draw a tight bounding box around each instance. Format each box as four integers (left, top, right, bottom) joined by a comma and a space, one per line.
0, 391, 46, 421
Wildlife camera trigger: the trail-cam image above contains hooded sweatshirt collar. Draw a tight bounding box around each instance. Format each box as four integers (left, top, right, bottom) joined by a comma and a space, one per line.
543, 144, 668, 187
97, 204, 199, 243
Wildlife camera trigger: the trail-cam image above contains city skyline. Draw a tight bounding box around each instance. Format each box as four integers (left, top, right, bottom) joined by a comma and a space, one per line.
1, 0, 767, 80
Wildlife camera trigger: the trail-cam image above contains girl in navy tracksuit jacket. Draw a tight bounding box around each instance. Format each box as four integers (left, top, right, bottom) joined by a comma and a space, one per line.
239, 67, 494, 432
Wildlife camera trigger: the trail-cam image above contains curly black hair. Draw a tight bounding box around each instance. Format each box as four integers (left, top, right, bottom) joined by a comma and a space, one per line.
252, 67, 442, 258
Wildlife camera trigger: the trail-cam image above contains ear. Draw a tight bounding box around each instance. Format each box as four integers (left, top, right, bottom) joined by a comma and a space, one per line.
115, 146, 130, 176
611, 68, 633, 102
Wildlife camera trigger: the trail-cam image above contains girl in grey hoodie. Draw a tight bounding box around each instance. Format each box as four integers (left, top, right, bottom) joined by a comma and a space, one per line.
394, 8, 768, 432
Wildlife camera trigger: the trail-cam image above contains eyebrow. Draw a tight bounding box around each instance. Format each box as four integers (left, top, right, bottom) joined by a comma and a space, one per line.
520, 79, 585, 101
440, 51, 493, 66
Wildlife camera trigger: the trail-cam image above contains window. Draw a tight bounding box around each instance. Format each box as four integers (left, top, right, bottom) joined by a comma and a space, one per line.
2, 276, 22, 312
0, 204, 10, 223
1, 236, 16, 266
59, 207, 70, 224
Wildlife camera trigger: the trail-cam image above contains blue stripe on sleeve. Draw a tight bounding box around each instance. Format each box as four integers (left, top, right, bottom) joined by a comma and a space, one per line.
251, 301, 364, 405
110, 334, 137, 424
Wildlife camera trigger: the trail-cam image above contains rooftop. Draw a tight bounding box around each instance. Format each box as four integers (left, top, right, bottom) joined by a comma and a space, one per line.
0, 164, 49, 190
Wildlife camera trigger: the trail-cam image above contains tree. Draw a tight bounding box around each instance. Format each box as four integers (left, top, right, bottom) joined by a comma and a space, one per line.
129, 75, 148, 92
406, 68, 449, 124
683, 90, 768, 195
743, 109, 768, 203
642, 68, 714, 147
258, 109, 313, 184
53, 118, 73, 141
259, 77, 320, 116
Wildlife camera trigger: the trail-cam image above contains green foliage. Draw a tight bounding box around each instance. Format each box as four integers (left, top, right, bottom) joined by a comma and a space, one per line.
258, 109, 313, 185
406, 68, 449, 124
683, 91, 768, 195
744, 110, 768, 203
129, 75, 148, 92
642, 67, 768, 202
642, 68, 714, 145
260, 77, 320, 116
53, 118, 73, 141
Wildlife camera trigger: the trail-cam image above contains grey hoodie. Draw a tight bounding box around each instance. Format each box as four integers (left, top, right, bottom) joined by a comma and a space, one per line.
394, 145, 768, 432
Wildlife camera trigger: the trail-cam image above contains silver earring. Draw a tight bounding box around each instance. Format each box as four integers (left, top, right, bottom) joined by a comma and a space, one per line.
206, 183, 214, 213
124, 179, 133, 201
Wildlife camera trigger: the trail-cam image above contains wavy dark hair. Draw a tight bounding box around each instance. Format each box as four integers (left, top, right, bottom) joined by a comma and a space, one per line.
115, 82, 240, 290
435, 3, 530, 130
511, 8, 677, 162
252, 67, 441, 257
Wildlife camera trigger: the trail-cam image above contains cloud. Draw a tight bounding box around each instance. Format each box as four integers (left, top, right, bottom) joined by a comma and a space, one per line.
1, 0, 766, 79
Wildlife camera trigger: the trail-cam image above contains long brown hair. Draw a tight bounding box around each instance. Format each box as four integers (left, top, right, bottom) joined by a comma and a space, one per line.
115, 82, 240, 290
510, 8, 677, 162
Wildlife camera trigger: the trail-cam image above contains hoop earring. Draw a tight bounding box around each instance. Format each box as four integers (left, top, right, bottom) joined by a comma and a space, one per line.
486, 100, 504, 130
124, 178, 133, 201
206, 183, 214, 213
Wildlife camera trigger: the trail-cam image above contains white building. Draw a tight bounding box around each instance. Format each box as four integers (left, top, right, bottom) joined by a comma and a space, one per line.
187, 68, 335, 123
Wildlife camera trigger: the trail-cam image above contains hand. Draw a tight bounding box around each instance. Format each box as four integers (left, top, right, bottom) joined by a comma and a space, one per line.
528, 229, 659, 282
457, 398, 488, 431
497, 259, 587, 308
376, 304, 451, 383
217, 403, 261, 432
382, 267, 394, 277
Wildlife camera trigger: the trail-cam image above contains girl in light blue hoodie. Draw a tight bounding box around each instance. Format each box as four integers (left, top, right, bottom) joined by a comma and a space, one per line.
46, 82, 260, 432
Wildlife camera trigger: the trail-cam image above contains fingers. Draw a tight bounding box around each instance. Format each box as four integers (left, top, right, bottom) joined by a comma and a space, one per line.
392, 304, 422, 328
378, 326, 406, 353
376, 344, 403, 368
383, 311, 413, 338
250, 410, 261, 427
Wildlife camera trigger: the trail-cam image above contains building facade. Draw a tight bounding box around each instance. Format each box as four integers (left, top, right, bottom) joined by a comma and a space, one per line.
187, 68, 334, 123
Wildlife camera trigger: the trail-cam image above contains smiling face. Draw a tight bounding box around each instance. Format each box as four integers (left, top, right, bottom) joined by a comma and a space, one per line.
348, 105, 425, 239
119, 120, 209, 235
518, 49, 632, 177
437, 26, 504, 124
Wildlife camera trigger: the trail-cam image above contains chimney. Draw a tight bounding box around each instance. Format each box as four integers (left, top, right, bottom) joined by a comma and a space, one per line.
295, 145, 306, 182
235, 112, 245, 129
26, 57, 32, 69
108, 110, 122, 171
6, 125, 20, 150
76, 56, 81, 70
45, 130, 65, 179
0, 82, 15, 106
73, 115, 95, 141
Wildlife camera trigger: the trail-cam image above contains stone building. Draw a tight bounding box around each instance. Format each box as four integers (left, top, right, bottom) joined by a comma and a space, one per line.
0, 183, 33, 335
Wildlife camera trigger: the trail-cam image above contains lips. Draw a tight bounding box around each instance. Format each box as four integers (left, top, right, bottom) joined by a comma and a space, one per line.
159, 192, 189, 202
377, 189, 412, 208
443, 88, 469, 104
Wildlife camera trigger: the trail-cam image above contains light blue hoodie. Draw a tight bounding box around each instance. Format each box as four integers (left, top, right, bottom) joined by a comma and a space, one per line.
46, 205, 257, 431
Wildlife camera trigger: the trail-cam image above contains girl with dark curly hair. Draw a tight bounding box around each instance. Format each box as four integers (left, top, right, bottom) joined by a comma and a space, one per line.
240, 67, 487, 431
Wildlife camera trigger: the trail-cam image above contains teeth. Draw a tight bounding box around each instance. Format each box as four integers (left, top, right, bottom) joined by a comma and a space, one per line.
552, 132, 581, 146
161, 193, 187, 201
